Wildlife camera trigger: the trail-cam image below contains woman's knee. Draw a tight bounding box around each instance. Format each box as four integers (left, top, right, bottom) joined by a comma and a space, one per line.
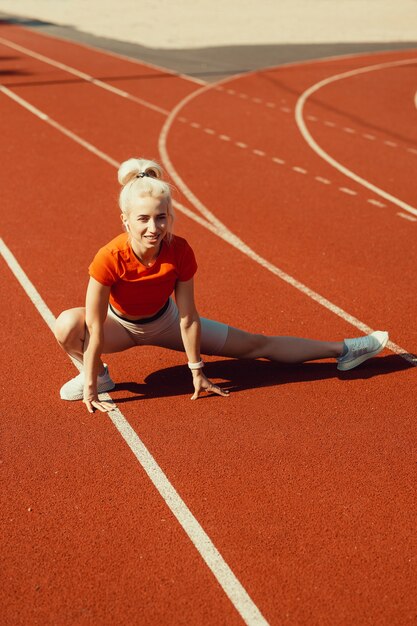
54, 308, 85, 346
221, 327, 268, 358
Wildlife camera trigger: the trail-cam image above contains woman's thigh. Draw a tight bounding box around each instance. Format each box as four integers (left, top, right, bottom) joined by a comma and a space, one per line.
148, 311, 229, 355
102, 314, 137, 353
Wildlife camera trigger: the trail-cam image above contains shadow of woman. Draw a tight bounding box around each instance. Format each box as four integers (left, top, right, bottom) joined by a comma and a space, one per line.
110, 353, 413, 404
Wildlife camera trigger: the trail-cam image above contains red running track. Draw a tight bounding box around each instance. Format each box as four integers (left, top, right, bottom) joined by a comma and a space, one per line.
1, 22, 416, 626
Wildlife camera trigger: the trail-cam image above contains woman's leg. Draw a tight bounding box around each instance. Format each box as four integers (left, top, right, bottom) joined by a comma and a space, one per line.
54, 307, 137, 369
216, 326, 344, 363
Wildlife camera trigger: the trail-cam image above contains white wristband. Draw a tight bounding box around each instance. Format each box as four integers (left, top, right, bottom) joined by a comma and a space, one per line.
188, 360, 204, 370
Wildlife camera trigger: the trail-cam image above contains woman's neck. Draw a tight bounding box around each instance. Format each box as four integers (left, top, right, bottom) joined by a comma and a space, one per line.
130, 239, 162, 267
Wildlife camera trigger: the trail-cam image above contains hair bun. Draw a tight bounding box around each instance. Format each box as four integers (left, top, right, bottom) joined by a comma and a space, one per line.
118, 158, 164, 186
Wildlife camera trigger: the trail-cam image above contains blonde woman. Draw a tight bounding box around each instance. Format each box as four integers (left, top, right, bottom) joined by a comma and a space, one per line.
55, 158, 388, 413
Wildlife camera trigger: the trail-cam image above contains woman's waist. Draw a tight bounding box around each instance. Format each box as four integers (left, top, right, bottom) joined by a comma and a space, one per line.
109, 299, 171, 323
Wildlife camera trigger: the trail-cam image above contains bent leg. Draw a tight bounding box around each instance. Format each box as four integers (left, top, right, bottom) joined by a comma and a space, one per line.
216, 325, 344, 363
54, 307, 137, 367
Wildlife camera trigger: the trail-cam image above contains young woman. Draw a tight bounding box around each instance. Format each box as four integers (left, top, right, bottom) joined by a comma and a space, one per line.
55, 158, 389, 413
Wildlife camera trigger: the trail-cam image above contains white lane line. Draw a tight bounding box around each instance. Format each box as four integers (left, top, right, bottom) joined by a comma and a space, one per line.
343, 127, 356, 134
295, 57, 417, 218
253, 149, 266, 156
397, 212, 417, 222
407, 147, 417, 155
292, 166, 307, 174
219, 134, 231, 141
384, 140, 398, 147
0, 240, 57, 334
272, 157, 286, 165
0, 35, 170, 116
157, 83, 415, 366
0, 85, 120, 168
2, 77, 415, 371
204, 128, 216, 135
236, 141, 248, 149
339, 187, 357, 196
0, 238, 268, 626
0, 32, 204, 86
363, 133, 376, 140
324, 121, 336, 127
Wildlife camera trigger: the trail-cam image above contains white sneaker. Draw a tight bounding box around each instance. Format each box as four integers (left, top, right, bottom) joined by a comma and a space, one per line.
60, 364, 115, 401
337, 331, 389, 371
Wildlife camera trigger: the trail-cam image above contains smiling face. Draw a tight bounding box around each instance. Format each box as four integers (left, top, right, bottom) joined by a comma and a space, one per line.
122, 194, 169, 260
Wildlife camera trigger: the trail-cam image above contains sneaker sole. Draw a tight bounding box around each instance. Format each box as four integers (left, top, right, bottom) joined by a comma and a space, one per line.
337, 331, 389, 371
60, 380, 116, 401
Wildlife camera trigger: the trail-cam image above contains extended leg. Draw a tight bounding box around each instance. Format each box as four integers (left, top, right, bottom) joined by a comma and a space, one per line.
218, 326, 344, 363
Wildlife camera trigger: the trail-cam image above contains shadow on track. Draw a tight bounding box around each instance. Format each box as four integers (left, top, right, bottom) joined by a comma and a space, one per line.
110, 354, 413, 404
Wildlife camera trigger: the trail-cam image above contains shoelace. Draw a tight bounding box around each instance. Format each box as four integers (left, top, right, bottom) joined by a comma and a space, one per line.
347, 336, 369, 356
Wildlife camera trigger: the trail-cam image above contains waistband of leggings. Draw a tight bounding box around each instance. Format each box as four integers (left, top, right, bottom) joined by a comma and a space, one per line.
109, 299, 170, 325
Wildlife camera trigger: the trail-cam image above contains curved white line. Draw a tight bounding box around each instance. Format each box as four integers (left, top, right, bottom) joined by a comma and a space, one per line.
295, 58, 417, 217
157, 76, 416, 365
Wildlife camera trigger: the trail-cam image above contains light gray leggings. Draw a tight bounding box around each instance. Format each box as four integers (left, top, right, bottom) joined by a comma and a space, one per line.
107, 298, 229, 355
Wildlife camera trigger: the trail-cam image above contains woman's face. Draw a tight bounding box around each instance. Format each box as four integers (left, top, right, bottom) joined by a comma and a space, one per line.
123, 195, 169, 254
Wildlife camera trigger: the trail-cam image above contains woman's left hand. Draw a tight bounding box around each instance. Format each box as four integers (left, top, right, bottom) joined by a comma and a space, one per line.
191, 371, 229, 400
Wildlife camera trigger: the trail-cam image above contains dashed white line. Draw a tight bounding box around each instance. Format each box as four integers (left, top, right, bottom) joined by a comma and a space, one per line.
280, 107, 291, 113
315, 176, 331, 185
324, 120, 336, 127
343, 127, 356, 134
397, 212, 417, 222
266, 102, 276, 108
407, 147, 417, 154
272, 157, 286, 165
219, 134, 231, 141
307, 115, 318, 122
253, 149, 266, 156
363, 133, 376, 140
191, 122, 201, 129
236, 141, 248, 149
339, 187, 357, 196
384, 140, 398, 147
204, 128, 216, 135
292, 166, 307, 174
368, 199, 386, 207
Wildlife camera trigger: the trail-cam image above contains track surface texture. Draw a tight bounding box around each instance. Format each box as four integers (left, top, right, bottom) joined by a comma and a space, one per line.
1, 21, 416, 626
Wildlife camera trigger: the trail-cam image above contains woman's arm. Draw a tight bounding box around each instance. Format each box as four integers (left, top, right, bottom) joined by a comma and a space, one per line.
83, 277, 113, 413
175, 278, 229, 400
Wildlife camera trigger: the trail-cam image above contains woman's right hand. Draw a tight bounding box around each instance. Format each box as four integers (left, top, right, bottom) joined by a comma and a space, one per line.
83, 391, 115, 413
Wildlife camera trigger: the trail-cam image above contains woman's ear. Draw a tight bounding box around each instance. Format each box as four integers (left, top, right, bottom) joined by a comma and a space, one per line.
120, 214, 129, 231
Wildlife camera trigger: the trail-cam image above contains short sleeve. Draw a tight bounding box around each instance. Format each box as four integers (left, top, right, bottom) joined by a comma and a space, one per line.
177, 239, 198, 282
88, 246, 119, 286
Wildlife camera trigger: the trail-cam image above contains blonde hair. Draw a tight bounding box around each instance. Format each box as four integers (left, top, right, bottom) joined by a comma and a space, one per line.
118, 158, 175, 242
